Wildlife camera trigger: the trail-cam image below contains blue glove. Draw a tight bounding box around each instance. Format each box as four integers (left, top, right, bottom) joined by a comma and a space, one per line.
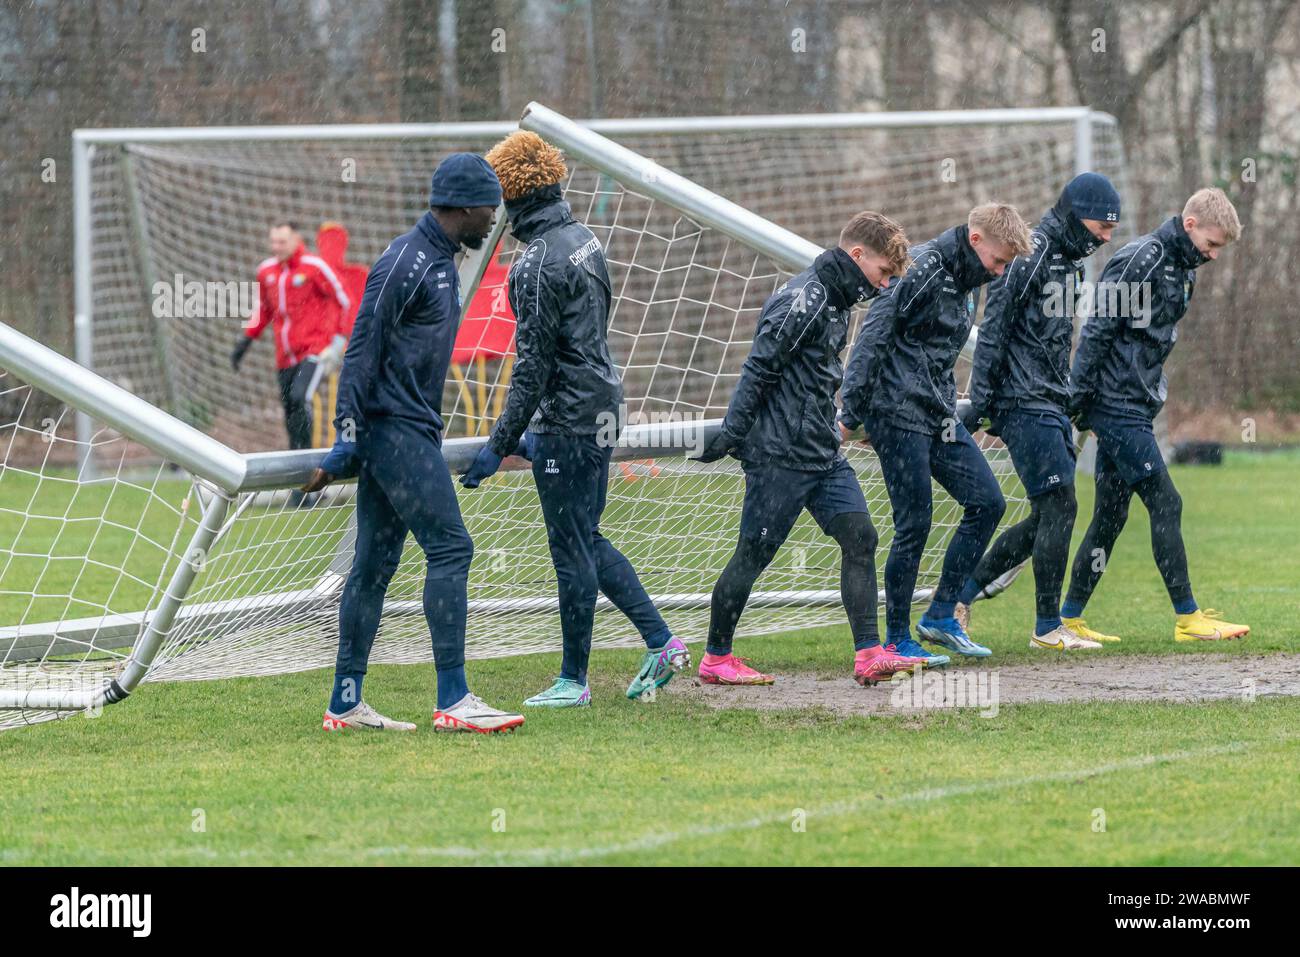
460, 445, 504, 488
319, 440, 361, 480
512, 431, 539, 461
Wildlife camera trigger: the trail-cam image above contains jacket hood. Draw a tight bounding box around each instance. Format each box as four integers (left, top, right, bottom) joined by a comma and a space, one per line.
1155, 215, 1209, 269
316, 222, 350, 269
505, 184, 574, 243
813, 246, 878, 309
1044, 193, 1103, 260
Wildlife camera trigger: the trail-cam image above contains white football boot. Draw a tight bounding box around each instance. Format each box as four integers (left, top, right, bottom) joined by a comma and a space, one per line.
433, 693, 525, 733
323, 701, 417, 731
1029, 624, 1103, 651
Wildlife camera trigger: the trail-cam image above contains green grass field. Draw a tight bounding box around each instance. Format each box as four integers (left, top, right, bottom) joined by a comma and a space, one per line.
1, 450, 1297, 866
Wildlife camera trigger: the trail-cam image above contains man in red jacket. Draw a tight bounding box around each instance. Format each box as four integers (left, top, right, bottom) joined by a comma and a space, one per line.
231, 221, 351, 453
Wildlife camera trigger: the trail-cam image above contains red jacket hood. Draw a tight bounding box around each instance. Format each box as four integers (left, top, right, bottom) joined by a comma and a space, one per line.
316, 223, 350, 270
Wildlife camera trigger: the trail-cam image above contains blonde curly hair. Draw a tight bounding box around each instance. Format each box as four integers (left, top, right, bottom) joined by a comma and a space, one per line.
484, 131, 568, 201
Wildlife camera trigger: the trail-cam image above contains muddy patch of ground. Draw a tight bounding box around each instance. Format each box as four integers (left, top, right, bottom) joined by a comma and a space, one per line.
667, 653, 1300, 716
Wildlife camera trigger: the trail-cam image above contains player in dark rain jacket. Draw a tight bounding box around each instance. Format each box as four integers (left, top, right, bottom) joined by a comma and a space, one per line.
691, 211, 916, 687
303, 153, 524, 735
1060, 187, 1251, 645
957, 173, 1121, 652
460, 131, 686, 708
839, 203, 1033, 664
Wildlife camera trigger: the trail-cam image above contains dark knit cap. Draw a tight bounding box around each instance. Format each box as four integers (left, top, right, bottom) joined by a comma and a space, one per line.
429, 153, 502, 208
1062, 172, 1121, 223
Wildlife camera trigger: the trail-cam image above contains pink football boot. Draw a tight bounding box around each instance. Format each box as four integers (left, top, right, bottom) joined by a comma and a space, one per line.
698, 652, 775, 685
854, 644, 926, 687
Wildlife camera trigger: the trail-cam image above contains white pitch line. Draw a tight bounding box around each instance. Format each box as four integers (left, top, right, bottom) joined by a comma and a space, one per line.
10, 738, 1284, 867
361, 737, 1287, 865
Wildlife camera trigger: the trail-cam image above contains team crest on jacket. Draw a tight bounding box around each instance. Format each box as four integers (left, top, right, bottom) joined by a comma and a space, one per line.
293, 273, 306, 286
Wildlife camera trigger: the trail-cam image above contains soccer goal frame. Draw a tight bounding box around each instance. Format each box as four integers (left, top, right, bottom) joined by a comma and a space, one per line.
2, 103, 1118, 721
69, 105, 1119, 470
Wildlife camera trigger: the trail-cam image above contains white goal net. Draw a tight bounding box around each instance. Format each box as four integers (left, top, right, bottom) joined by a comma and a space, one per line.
78, 108, 1130, 453
0, 105, 1128, 729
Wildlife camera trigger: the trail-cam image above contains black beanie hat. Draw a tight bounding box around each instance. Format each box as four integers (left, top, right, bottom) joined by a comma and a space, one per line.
1062, 172, 1121, 223
429, 153, 503, 209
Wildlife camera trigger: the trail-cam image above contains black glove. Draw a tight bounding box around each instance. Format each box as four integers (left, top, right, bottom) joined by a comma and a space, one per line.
230, 336, 253, 371
691, 427, 739, 464
959, 404, 987, 435
1067, 393, 1092, 430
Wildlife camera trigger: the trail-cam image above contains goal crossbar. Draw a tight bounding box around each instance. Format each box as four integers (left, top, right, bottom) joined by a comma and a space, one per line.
72, 106, 1113, 145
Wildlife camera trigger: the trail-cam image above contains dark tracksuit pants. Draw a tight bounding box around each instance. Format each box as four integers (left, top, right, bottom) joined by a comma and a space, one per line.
706, 458, 878, 657
970, 408, 1079, 621
531, 433, 670, 684
278, 360, 319, 451
336, 416, 474, 676
868, 417, 1006, 634
1065, 408, 1193, 612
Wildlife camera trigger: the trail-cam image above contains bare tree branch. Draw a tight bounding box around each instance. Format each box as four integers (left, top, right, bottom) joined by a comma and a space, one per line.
1126, 0, 1217, 98
1051, 0, 1097, 107
959, 0, 1053, 69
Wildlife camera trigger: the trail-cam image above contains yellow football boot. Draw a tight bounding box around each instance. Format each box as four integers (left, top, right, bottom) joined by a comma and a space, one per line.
1175, 608, 1249, 642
